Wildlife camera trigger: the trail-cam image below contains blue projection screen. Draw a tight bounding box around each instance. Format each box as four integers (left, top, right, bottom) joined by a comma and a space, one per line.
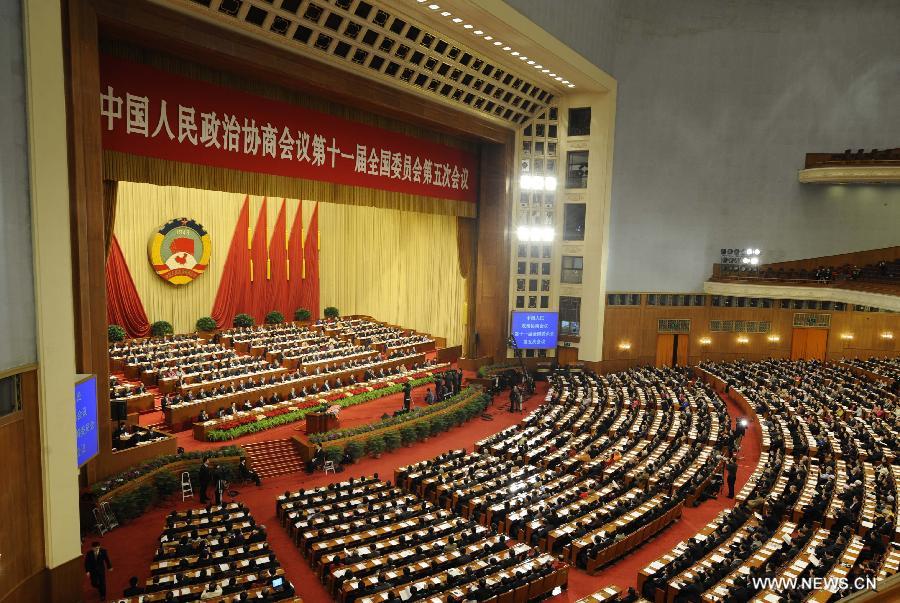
511, 311, 559, 349
75, 375, 99, 467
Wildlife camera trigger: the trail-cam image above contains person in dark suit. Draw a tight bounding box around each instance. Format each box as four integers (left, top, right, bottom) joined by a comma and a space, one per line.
85, 541, 113, 601
198, 457, 212, 503
403, 382, 412, 412
123, 576, 144, 597
725, 458, 738, 498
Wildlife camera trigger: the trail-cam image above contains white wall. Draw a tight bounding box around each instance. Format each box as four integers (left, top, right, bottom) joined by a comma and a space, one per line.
507, 0, 900, 292
0, 0, 37, 370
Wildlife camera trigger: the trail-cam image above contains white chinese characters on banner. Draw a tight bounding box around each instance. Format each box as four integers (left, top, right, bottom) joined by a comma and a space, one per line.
99, 85, 470, 192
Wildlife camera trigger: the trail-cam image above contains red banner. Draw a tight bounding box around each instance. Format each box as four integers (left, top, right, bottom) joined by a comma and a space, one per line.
99, 55, 478, 204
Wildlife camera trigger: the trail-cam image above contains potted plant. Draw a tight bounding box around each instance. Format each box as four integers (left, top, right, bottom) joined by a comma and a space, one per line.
150, 320, 174, 337
384, 431, 402, 452
196, 316, 217, 333
108, 324, 126, 342
233, 313, 254, 328
428, 417, 443, 438
365, 435, 386, 458
415, 422, 431, 442
345, 440, 365, 463
294, 308, 311, 322
399, 425, 417, 447
265, 311, 285, 325
323, 306, 340, 319
324, 446, 344, 466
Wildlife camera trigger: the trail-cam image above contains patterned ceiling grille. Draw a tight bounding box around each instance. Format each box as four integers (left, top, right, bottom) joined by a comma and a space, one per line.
180, 0, 553, 126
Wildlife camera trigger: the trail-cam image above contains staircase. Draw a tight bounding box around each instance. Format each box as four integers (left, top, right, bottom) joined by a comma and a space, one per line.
242, 439, 305, 478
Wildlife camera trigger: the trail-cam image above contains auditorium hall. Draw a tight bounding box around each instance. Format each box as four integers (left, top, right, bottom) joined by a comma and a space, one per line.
1, 1, 898, 602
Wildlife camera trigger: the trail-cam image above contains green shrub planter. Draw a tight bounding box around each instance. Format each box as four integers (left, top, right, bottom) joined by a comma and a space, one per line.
108, 324, 126, 342
196, 316, 217, 332
415, 422, 431, 442
150, 320, 174, 337
346, 440, 365, 462
265, 311, 285, 325
325, 446, 343, 465
323, 306, 340, 319
294, 308, 311, 321
233, 313, 254, 328
366, 435, 386, 458
384, 431, 402, 452
400, 425, 417, 447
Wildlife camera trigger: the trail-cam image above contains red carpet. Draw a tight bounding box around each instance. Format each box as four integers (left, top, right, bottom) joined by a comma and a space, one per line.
85, 384, 761, 602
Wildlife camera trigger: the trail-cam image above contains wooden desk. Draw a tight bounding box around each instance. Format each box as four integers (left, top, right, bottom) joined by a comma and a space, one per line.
306, 412, 339, 435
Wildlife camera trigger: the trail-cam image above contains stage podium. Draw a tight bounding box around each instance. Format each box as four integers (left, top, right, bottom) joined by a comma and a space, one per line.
305, 411, 339, 435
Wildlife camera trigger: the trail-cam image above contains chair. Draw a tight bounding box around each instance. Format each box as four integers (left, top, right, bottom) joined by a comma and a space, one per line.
181, 471, 193, 501
92, 508, 108, 535
323, 460, 336, 474
100, 501, 119, 530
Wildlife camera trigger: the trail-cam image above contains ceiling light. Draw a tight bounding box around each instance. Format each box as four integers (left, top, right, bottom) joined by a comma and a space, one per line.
502, 46, 511, 51
452, 17, 462, 23
548, 73, 556, 77
428, 4, 440, 9
416, 0, 427, 3
541, 69, 550, 73
749, 257, 759, 265
483, 35, 493, 40
516, 225, 554, 242
474, 30, 483, 35
463, 24, 473, 29
567, 84, 575, 88
440, 11, 451, 16
561, 80, 569, 84
511, 51, 520, 56
519, 56, 528, 61
493, 41, 502, 46
555, 76, 563, 81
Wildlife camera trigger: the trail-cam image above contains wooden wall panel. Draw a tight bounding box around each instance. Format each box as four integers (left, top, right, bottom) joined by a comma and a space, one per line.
598, 302, 899, 371
763, 246, 899, 273
0, 370, 46, 602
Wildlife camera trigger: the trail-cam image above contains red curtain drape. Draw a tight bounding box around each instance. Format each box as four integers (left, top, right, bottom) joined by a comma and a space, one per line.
287, 199, 304, 317
249, 198, 269, 323
266, 199, 290, 319
211, 196, 251, 328
106, 235, 151, 337
299, 202, 321, 320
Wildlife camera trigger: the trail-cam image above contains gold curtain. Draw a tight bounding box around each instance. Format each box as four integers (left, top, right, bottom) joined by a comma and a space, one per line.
318, 202, 468, 347
113, 183, 468, 344
113, 182, 281, 333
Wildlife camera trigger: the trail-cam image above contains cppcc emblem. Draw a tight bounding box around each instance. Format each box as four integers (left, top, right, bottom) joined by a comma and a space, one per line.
148, 218, 211, 285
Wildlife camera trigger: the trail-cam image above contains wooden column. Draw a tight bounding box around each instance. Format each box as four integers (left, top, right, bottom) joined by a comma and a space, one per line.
474, 138, 515, 361
65, 0, 112, 482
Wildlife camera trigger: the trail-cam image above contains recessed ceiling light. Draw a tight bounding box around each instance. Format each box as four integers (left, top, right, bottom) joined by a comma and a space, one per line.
567, 84, 575, 88
526, 60, 535, 65
473, 30, 483, 35
440, 11, 451, 16
452, 17, 462, 23
463, 24, 473, 29
493, 41, 502, 46
502, 46, 511, 51
541, 69, 550, 73
483, 35, 493, 41
416, 0, 427, 3
561, 80, 569, 84
428, 3, 440, 9
510, 51, 519, 56
555, 76, 563, 81
534, 65, 542, 69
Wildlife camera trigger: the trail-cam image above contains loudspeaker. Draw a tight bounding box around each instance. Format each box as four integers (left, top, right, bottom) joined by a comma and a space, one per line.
111, 399, 127, 421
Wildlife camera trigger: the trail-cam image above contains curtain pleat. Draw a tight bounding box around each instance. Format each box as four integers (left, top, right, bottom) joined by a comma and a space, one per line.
299, 203, 321, 320
106, 235, 150, 337
287, 199, 304, 316
104, 180, 119, 255
266, 199, 290, 319
210, 197, 251, 328
249, 198, 269, 323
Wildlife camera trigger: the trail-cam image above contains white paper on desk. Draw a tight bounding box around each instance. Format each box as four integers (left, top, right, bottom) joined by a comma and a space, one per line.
358, 547, 371, 555
710, 554, 725, 563
649, 561, 665, 571
399, 590, 411, 601
448, 568, 462, 577
333, 569, 347, 578
695, 534, 707, 541
739, 566, 750, 575
256, 557, 269, 565
200, 518, 209, 524
180, 588, 190, 596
